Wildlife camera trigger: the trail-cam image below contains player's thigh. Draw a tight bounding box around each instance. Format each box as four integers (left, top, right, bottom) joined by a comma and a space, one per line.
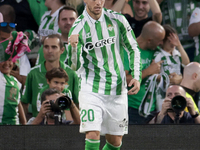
101, 94, 128, 135
79, 91, 103, 133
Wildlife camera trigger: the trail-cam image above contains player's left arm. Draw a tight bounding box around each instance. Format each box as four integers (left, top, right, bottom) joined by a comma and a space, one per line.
119, 15, 142, 94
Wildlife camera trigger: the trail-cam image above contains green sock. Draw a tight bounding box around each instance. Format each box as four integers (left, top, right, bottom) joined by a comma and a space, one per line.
85, 139, 100, 150
102, 141, 121, 150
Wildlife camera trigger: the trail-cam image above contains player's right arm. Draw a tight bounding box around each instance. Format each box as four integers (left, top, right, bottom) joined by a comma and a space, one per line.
68, 16, 84, 71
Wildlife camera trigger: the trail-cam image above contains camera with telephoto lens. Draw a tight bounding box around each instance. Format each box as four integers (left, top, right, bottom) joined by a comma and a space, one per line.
171, 95, 187, 113
49, 95, 71, 113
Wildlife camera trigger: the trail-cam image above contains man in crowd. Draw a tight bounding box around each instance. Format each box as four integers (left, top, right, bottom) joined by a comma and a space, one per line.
125, 0, 162, 37
21, 34, 79, 120
150, 84, 200, 124
36, 6, 78, 65
124, 21, 165, 124
27, 88, 80, 125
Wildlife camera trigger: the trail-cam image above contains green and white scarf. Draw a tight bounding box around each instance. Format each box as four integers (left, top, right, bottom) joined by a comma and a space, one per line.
139, 73, 170, 117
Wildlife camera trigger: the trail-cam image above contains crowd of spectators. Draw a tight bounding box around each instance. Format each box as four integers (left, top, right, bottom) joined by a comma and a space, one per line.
0, 0, 200, 126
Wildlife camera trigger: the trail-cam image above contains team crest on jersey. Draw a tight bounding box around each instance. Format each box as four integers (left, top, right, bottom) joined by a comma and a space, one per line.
107, 24, 114, 31
8, 87, 17, 102
38, 83, 43, 89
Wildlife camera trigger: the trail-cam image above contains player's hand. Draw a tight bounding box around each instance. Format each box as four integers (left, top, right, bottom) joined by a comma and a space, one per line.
148, 59, 163, 75
69, 34, 79, 47
169, 72, 182, 85
128, 79, 140, 95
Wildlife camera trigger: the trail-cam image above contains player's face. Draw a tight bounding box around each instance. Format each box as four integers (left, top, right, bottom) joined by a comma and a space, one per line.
0, 59, 13, 75
47, 77, 66, 92
58, 10, 77, 35
43, 37, 64, 63
0, 31, 10, 42
133, 0, 150, 20
84, 0, 105, 20
166, 85, 185, 100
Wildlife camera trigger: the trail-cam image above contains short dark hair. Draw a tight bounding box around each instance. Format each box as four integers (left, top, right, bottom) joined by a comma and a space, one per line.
58, 5, 78, 21
45, 67, 69, 82
43, 34, 64, 48
163, 24, 177, 43
41, 88, 60, 104
60, 0, 66, 5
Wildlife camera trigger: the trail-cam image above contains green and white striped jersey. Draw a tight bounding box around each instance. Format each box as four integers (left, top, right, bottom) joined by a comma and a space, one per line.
68, 8, 142, 95
190, 7, 200, 61
38, 6, 64, 37
154, 48, 182, 75
0, 72, 21, 125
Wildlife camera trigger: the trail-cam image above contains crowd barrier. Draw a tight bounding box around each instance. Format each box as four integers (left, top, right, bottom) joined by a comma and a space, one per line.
1, 125, 200, 150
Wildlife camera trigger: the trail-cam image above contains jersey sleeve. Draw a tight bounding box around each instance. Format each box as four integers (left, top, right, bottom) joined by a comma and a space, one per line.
68, 16, 84, 71
189, 7, 200, 25
120, 15, 142, 83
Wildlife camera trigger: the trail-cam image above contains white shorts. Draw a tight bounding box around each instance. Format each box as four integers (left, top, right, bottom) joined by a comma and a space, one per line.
79, 91, 128, 136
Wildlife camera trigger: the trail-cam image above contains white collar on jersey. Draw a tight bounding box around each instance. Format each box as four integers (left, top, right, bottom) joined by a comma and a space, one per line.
160, 48, 181, 57
83, 7, 104, 24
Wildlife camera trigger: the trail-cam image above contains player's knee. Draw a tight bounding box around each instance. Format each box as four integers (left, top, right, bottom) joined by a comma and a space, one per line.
86, 131, 100, 140
109, 141, 122, 147
106, 135, 122, 147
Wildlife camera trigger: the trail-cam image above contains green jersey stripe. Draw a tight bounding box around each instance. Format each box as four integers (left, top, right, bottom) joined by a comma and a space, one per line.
83, 21, 92, 81
95, 21, 112, 95
104, 15, 122, 95
42, 16, 52, 29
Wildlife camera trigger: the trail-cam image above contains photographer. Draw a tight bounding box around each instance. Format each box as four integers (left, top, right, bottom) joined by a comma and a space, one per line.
150, 85, 200, 124
27, 88, 80, 125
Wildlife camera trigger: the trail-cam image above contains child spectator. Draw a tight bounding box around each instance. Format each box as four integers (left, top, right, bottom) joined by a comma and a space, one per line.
154, 24, 190, 85
152, 24, 190, 111
36, 67, 74, 121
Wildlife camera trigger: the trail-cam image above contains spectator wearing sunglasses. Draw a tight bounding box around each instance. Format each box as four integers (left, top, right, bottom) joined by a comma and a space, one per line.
0, 5, 31, 88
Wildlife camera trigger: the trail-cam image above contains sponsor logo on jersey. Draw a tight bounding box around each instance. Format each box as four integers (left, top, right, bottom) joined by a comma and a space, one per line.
107, 24, 114, 31
38, 83, 43, 89
84, 37, 116, 50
